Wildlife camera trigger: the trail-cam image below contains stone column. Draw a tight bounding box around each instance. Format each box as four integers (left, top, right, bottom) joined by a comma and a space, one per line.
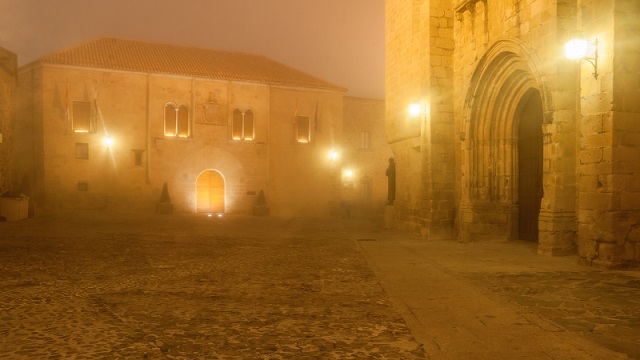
538, 109, 578, 256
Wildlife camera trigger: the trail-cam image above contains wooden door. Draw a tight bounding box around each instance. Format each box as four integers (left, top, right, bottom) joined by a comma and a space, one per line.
196, 170, 225, 213
518, 91, 543, 241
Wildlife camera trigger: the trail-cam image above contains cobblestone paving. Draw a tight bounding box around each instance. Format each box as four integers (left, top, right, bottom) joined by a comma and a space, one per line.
0, 212, 425, 359
465, 270, 640, 359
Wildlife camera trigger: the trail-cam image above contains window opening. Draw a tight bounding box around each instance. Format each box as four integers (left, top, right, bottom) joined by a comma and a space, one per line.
73, 101, 91, 133
231, 109, 255, 141
132, 149, 145, 167
75, 143, 89, 159
360, 177, 372, 200
164, 103, 177, 136
296, 115, 310, 143
164, 103, 190, 138
177, 105, 189, 137
243, 110, 254, 140
360, 131, 370, 150
77, 181, 89, 191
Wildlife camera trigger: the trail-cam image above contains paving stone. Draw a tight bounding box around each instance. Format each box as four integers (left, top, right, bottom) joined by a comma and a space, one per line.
0, 212, 425, 359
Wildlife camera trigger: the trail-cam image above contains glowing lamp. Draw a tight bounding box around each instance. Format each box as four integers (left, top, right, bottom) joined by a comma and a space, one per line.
103, 137, 114, 147
328, 150, 340, 161
564, 38, 599, 79
564, 38, 589, 60
408, 103, 423, 117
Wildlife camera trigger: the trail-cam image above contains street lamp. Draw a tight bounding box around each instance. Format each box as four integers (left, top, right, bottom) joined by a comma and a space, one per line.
565, 38, 599, 79
103, 136, 114, 147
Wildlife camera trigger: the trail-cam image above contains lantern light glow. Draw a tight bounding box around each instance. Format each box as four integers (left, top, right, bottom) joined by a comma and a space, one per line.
564, 38, 599, 79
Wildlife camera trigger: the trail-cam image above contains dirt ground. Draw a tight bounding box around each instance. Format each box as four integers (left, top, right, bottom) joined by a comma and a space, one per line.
0, 211, 424, 359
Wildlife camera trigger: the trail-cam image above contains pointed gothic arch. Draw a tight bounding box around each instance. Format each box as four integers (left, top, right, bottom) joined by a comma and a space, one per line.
459, 40, 549, 242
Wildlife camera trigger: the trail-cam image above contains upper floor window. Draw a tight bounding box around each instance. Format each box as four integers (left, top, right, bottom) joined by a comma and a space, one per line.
73, 101, 92, 133
231, 109, 255, 141
296, 115, 310, 143
359, 131, 370, 150
164, 103, 190, 138
132, 149, 145, 167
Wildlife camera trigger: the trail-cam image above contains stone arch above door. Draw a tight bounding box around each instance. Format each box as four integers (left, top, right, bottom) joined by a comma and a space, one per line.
459, 40, 548, 242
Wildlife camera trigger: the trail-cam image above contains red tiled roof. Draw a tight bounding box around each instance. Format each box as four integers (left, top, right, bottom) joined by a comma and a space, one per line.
38, 37, 347, 92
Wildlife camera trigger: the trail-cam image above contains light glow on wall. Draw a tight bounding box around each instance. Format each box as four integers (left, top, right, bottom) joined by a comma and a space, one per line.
328, 149, 340, 161
103, 136, 114, 147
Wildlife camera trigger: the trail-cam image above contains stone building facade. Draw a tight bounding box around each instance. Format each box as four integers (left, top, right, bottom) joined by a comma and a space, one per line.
0, 47, 17, 196
386, 0, 640, 268
343, 97, 394, 217
15, 38, 390, 218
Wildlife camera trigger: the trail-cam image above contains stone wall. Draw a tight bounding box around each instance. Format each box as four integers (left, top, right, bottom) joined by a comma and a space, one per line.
386, 0, 640, 267
577, 0, 640, 267
386, 0, 427, 231
0, 48, 17, 195
385, 0, 455, 237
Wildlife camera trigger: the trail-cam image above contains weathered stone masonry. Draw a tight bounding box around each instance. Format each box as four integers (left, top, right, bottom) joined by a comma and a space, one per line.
386, 0, 640, 268
0, 48, 17, 195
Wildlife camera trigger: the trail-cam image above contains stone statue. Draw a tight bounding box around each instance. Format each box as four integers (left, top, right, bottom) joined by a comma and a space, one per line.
386, 158, 396, 205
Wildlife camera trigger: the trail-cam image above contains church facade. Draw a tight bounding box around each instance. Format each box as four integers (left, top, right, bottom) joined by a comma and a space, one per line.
386, 0, 640, 267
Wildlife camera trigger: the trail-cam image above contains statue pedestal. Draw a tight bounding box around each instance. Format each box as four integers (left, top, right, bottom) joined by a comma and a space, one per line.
384, 205, 394, 229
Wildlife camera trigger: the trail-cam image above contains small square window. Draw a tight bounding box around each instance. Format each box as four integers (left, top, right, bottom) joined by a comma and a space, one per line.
75, 143, 89, 159
132, 149, 145, 167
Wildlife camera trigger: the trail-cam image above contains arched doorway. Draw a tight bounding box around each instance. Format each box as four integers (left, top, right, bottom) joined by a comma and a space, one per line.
517, 89, 543, 241
460, 41, 547, 243
196, 170, 225, 213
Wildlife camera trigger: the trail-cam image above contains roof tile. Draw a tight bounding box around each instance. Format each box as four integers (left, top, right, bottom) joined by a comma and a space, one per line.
38, 37, 347, 92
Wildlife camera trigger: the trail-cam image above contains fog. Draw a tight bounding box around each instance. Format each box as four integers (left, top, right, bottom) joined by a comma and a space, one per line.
0, 0, 385, 99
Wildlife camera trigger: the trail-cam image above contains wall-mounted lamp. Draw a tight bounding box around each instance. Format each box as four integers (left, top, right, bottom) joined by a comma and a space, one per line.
564, 38, 599, 79
408, 102, 429, 119
103, 136, 114, 147
328, 149, 340, 161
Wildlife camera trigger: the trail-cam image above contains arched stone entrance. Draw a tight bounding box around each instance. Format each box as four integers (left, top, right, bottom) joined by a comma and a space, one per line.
459, 41, 546, 243
196, 170, 225, 213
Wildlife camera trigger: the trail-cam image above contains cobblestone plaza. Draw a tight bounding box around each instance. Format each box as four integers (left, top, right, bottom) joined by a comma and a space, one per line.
0, 213, 424, 359
2, 212, 639, 359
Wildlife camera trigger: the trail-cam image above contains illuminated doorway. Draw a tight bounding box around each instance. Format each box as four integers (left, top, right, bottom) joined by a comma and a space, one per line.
517, 90, 543, 241
196, 170, 225, 213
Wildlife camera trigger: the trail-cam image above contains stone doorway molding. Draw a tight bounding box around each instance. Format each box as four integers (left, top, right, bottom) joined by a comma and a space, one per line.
458, 40, 577, 255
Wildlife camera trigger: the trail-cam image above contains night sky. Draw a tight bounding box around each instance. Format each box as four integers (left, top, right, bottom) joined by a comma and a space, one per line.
0, 0, 385, 99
